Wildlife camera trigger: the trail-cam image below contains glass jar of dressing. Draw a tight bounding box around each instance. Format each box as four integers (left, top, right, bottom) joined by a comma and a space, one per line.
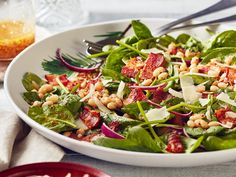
0, 0, 35, 61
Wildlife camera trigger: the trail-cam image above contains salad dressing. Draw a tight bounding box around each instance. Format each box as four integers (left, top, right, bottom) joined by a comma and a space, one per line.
0, 20, 35, 59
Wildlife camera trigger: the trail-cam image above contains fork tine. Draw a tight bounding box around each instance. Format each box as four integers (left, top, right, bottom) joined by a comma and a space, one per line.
88, 46, 103, 53
83, 40, 103, 48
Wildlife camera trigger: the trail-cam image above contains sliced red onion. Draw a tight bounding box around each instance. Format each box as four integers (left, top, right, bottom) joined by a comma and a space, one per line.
129, 83, 165, 90
101, 123, 125, 139
183, 127, 191, 138
56, 48, 101, 72
147, 100, 192, 118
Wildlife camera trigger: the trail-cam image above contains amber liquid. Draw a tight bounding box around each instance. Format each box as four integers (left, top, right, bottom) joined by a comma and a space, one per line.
0, 21, 35, 60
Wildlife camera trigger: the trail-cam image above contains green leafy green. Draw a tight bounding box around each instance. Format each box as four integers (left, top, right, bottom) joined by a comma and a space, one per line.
176, 33, 191, 44
121, 102, 150, 119
131, 20, 153, 40
22, 72, 45, 91
102, 68, 130, 82
93, 126, 162, 152
181, 136, 204, 153
28, 105, 77, 132
209, 30, 236, 49
185, 126, 225, 138
156, 35, 175, 48
203, 136, 236, 151
101, 112, 141, 128
184, 37, 204, 52
22, 91, 41, 104
136, 38, 157, 50
59, 94, 82, 115
201, 47, 236, 64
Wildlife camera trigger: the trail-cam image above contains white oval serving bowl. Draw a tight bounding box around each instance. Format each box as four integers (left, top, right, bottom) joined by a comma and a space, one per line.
4, 18, 236, 167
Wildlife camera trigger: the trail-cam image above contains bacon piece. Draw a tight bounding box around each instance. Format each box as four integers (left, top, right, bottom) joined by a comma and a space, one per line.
140, 53, 165, 80
121, 57, 144, 78
215, 108, 236, 127
123, 88, 147, 105
166, 131, 184, 153
45, 74, 69, 86
80, 106, 101, 129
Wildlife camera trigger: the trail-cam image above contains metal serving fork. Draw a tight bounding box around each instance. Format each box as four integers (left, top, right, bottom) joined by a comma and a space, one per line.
84, 0, 236, 55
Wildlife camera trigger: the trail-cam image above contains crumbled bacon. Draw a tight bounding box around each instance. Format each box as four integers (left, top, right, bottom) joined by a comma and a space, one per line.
45, 74, 69, 86
140, 53, 165, 80
79, 106, 101, 129
123, 88, 147, 105
215, 108, 236, 127
166, 131, 184, 153
121, 57, 144, 78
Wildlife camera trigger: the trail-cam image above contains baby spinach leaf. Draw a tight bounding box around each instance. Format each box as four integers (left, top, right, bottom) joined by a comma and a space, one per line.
93, 126, 162, 152
131, 20, 153, 40
22, 91, 41, 104
184, 37, 204, 52
201, 47, 236, 64
185, 126, 225, 138
101, 112, 141, 128
181, 136, 204, 153
203, 136, 236, 151
136, 38, 157, 50
22, 72, 45, 91
209, 30, 236, 49
176, 33, 191, 44
156, 35, 175, 48
59, 94, 82, 115
102, 68, 131, 82
122, 101, 150, 119
104, 47, 130, 72
28, 105, 77, 132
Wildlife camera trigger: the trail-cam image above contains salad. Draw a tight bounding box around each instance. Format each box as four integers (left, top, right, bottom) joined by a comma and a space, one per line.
21, 20, 236, 153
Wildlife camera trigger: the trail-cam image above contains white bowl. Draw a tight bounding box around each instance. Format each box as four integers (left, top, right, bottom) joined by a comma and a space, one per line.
4, 18, 236, 167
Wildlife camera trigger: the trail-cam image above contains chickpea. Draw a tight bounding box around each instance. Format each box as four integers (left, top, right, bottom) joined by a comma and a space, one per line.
141, 79, 152, 86
32, 101, 42, 107
153, 67, 165, 77
46, 94, 59, 103
95, 81, 103, 91
88, 98, 97, 107
210, 85, 219, 92
200, 119, 209, 129
194, 119, 201, 127
38, 93, 44, 99
208, 121, 220, 127
189, 114, 205, 121
176, 51, 184, 58
100, 96, 111, 105
42, 101, 53, 107
114, 97, 123, 108
63, 131, 71, 137
107, 102, 117, 110
196, 85, 205, 93
158, 72, 168, 80
208, 70, 219, 77
217, 82, 228, 89
187, 120, 195, 128
38, 84, 53, 94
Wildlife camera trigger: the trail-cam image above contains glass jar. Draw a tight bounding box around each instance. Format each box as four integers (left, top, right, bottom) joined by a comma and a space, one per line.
0, 0, 35, 61
35, 0, 88, 32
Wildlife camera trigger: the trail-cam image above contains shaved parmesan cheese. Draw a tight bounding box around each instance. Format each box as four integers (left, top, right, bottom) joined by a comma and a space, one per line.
205, 106, 211, 120
80, 84, 95, 102
180, 76, 201, 103
168, 88, 183, 98
216, 92, 236, 107
219, 122, 233, 129
117, 81, 125, 99
225, 111, 236, 118
146, 107, 170, 121
93, 97, 111, 113
199, 98, 210, 107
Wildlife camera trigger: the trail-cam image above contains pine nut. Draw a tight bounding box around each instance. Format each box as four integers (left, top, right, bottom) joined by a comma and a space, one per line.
38, 84, 53, 94
100, 97, 111, 105
190, 114, 205, 121
200, 119, 209, 129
